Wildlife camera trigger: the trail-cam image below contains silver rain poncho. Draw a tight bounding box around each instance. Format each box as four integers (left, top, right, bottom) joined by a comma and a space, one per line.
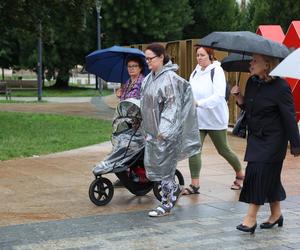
93, 98, 144, 175
140, 61, 201, 181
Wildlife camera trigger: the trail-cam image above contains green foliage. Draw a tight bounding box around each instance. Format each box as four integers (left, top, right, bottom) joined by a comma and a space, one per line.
240, 0, 300, 32
0, 0, 194, 88
102, 0, 193, 45
4, 0, 299, 90
0, 0, 96, 87
183, 0, 240, 38
0, 111, 112, 160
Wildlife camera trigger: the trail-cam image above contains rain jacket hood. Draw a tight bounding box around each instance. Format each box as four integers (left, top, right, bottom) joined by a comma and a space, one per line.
141, 61, 201, 181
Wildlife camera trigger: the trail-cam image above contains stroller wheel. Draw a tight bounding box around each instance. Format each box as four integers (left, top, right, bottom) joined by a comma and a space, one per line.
153, 169, 185, 201
89, 177, 114, 206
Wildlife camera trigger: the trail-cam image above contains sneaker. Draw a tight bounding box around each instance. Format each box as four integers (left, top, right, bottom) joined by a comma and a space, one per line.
148, 205, 171, 217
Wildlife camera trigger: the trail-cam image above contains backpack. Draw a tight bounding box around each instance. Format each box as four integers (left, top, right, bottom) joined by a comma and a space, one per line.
210, 68, 230, 102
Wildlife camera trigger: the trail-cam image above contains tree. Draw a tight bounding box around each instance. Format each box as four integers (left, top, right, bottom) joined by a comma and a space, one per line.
0, 0, 23, 76
0, 0, 95, 87
0, 0, 194, 87
183, 0, 241, 39
40, 1, 95, 87
101, 0, 193, 46
240, 0, 300, 32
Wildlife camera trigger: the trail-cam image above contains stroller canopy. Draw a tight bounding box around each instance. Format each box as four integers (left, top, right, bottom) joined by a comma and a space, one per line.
115, 98, 141, 119
113, 98, 142, 135
93, 98, 144, 175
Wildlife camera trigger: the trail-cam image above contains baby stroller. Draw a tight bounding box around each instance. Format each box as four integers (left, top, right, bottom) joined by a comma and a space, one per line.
89, 98, 184, 206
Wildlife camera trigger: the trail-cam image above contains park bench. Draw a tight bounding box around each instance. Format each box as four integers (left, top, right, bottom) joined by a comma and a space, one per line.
0, 80, 38, 100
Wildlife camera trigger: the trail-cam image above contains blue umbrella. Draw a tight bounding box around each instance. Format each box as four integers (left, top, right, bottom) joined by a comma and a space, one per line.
85, 45, 149, 83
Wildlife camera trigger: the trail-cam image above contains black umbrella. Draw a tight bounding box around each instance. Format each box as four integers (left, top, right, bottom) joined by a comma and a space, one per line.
221, 53, 252, 73
198, 31, 289, 59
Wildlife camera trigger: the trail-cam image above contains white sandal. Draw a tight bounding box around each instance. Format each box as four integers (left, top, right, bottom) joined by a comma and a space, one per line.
148, 205, 171, 217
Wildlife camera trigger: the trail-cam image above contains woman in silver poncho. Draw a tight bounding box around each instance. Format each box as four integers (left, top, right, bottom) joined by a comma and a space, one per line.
141, 43, 201, 217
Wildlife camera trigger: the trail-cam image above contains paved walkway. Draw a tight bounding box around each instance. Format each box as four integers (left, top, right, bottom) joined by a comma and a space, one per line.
1, 96, 300, 249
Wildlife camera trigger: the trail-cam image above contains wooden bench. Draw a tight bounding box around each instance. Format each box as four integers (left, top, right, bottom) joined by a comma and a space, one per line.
0, 80, 38, 100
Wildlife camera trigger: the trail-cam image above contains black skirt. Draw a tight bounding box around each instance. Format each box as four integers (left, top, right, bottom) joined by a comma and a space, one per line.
239, 161, 286, 205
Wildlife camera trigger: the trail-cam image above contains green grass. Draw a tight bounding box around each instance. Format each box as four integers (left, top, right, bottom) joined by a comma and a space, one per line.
6, 86, 113, 97
0, 100, 47, 103
0, 111, 112, 161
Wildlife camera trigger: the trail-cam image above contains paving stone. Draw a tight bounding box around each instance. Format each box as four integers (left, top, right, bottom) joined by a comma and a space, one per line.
1, 199, 300, 249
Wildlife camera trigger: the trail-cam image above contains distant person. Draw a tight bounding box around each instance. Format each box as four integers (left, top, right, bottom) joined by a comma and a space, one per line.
182, 46, 244, 195
141, 43, 200, 217
232, 54, 300, 234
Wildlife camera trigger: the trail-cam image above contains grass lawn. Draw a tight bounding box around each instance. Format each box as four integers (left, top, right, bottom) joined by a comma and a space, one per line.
0, 111, 112, 161
5, 86, 113, 97
0, 100, 47, 103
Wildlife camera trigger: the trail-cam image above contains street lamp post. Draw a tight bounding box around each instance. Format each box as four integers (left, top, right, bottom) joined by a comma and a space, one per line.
37, 20, 43, 101
95, 0, 102, 93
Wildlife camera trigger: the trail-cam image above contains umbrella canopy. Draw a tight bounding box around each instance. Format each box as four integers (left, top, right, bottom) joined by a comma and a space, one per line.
270, 48, 300, 80
221, 53, 252, 72
85, 46, 149, 83
198, 31, 290, 59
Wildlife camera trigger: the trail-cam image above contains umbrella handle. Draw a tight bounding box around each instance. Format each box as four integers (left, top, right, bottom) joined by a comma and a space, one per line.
236, 52, 246, 86
237, 71, 241, 86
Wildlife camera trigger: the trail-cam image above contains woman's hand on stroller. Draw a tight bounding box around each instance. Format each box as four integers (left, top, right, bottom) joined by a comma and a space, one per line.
132, 118, 140, 130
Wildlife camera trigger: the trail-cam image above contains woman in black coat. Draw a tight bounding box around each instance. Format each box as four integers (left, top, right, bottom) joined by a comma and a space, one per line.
231, 53, 300, 234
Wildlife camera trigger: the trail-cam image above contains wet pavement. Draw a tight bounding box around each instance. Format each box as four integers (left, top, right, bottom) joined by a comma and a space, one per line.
1, 96, 300, 249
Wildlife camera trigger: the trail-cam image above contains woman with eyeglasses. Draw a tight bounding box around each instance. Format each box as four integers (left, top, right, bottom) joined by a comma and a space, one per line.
116, 56, 145, 100
141, 43, 200, 217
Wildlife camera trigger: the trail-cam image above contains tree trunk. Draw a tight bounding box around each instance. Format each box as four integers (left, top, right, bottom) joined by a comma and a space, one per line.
53, 69, 70, 88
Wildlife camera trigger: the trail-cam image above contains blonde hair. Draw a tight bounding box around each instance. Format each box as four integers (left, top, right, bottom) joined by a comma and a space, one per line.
262, 55, 280, 81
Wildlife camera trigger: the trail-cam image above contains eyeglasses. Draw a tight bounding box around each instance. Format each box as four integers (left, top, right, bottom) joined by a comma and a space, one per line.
145, 56, 158, 62
127, 64, 139, 69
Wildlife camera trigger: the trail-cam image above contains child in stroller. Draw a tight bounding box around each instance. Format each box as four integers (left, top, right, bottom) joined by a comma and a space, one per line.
89, 98, 184, 206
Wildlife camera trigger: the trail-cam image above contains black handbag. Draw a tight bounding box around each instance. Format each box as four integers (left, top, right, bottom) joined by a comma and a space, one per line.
232, 110, 247, 138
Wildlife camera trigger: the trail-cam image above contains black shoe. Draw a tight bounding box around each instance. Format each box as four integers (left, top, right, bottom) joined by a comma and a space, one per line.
236, 223, 257, 234
113, 179, 124, 188
260, 215, 283, 229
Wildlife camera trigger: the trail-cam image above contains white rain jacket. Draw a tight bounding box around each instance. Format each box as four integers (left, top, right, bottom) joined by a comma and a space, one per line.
140, 61, 201, 181
189, 61, 229, 130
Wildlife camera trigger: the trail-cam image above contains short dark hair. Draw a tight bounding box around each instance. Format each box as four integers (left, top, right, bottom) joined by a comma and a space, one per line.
145, 43, 170, 65
126, 56, 144, 73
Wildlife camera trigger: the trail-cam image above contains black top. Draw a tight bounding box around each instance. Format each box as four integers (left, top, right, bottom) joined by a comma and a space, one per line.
242, 76, 300, 162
